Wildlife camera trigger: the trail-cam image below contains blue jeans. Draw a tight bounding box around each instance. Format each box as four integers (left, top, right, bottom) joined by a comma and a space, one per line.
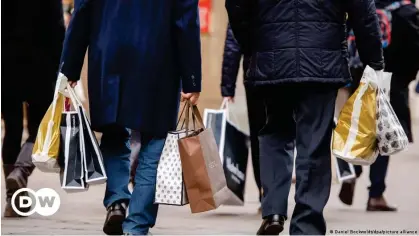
101, 125, 165, 235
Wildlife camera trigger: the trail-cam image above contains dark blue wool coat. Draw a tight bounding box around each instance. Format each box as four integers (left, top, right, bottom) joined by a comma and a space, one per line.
60, 0, 202, 137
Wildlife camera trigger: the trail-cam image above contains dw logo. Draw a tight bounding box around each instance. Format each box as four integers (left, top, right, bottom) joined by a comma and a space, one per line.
11, 188, 61, 216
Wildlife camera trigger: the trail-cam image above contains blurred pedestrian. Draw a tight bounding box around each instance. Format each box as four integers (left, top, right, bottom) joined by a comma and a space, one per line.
220, 24, 264, 211
1, 0, 65, 217
226, 0, 384, 234
339, 0, 419, 211
59, 0, 201, 235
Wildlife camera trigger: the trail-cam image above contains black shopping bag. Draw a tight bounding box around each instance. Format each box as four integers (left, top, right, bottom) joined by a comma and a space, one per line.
203, 108, 249, 205
59, 111, 88, 192
78, 108, 107, 184
66, 85, 107, 185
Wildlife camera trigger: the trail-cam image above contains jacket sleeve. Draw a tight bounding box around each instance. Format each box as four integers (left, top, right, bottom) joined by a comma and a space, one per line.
225, 0, 255, 55
346, 0, 384, 70
59, 0, 92, 82
221, 25, 242, 97
173, 0, 202, 93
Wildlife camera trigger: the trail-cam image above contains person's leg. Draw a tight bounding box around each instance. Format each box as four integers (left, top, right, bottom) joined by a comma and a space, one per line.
290, 85, 337, 235
256, 86, 296, 235
1, 98, 24, 217
101, 125, 132, 235
369, 154, 389, 198
2, 100, 23, 166
338, 163, 363, 206
102, 125, 132, 207
7, 99, 47, 188
367, 154, 396, 211
245, 86, 265, 203
123, 131, 165, 235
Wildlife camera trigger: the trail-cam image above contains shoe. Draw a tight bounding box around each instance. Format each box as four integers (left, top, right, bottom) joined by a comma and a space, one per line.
339, 180, 356, 206
6, 166, 32, 191
3, 164, 19, 217
367, 196, 397, 212
103, 201, 128, 235
256, 214, 285, 235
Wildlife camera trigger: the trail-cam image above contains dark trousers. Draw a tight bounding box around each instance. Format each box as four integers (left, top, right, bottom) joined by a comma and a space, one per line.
245, 86, 265, 202
2, 95, 50, 167
354, 154, 390, 198
259, 84, 338, 235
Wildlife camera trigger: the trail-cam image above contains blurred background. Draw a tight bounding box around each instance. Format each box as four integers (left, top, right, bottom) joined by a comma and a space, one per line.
1, 0, 419, 234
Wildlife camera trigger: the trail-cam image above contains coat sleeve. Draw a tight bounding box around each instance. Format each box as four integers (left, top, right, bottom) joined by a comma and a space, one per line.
225, 0, 255, 55
346, 0, 384, 70
59, 0, 92, 82
221, 24, 242, 97
173, 0, 202, 93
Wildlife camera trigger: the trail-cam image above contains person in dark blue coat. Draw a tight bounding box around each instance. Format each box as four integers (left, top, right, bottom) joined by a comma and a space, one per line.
226, 0, 384, 235
59, 0, 201, 235
221, 24, 264, 210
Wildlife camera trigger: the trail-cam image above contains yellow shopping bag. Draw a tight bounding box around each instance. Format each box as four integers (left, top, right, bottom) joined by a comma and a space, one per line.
32, 75, 67, 172
332, 66, 379, 165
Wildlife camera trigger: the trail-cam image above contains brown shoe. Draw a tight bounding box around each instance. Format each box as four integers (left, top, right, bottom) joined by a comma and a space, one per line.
3, 164, 17, 217
339, 180, 356, 206
367, 196, 397, 212
4, 165, 33, 217
103, 201, 128, 235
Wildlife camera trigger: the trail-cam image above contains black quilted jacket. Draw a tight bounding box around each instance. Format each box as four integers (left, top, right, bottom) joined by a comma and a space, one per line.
226, 0, 385, 86
221, 25, 251, 97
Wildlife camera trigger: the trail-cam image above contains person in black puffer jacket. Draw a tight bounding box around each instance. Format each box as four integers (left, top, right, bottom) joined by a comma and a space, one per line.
221, 24, 263, 212
226, 0, 384, 235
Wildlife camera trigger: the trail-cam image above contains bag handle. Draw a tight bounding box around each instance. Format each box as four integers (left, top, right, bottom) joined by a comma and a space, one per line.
184, 102, 204, 134
176, 102, 188, 130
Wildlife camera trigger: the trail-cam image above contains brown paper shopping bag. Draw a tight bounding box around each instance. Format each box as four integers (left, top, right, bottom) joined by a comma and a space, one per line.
178, 103, 229, 213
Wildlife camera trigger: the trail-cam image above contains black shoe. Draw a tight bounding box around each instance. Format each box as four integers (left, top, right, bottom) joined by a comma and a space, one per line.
256, 214, 285, 235
103, 201, 128, 235
339, 180, 356, 206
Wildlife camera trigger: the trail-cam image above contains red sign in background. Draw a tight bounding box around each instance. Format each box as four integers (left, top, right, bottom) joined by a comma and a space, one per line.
199, 0, 211, 33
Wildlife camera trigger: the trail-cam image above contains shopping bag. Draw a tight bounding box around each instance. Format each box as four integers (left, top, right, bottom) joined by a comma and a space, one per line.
58, 103, 87, 192
155, 103, 189, 205
332, 66, 379, 165
332, 90, 356, 183
155, 130, 189, 206
67, 87, 107, 184
376, 72, 409, 155
203, 100, 249, 205
179, 103, 229, 213
32, 74, 67, 172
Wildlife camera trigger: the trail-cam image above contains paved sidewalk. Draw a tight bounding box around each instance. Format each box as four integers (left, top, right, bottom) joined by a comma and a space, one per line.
1, 120, 419, 235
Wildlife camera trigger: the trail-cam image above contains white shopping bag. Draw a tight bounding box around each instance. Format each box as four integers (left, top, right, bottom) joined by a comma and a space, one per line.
155, 130, 189, 206
376, 72, 409, 155
203, 99, 249, 206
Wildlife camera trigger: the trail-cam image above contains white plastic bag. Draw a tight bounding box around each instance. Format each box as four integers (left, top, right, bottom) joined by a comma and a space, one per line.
376, 72, 409, 155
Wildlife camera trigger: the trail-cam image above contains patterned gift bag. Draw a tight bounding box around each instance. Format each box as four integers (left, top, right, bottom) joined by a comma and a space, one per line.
376, 72, 409, 155
154, 130, 189, 206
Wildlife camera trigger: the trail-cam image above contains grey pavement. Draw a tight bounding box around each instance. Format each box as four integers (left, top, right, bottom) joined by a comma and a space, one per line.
2, 110, 419, 234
